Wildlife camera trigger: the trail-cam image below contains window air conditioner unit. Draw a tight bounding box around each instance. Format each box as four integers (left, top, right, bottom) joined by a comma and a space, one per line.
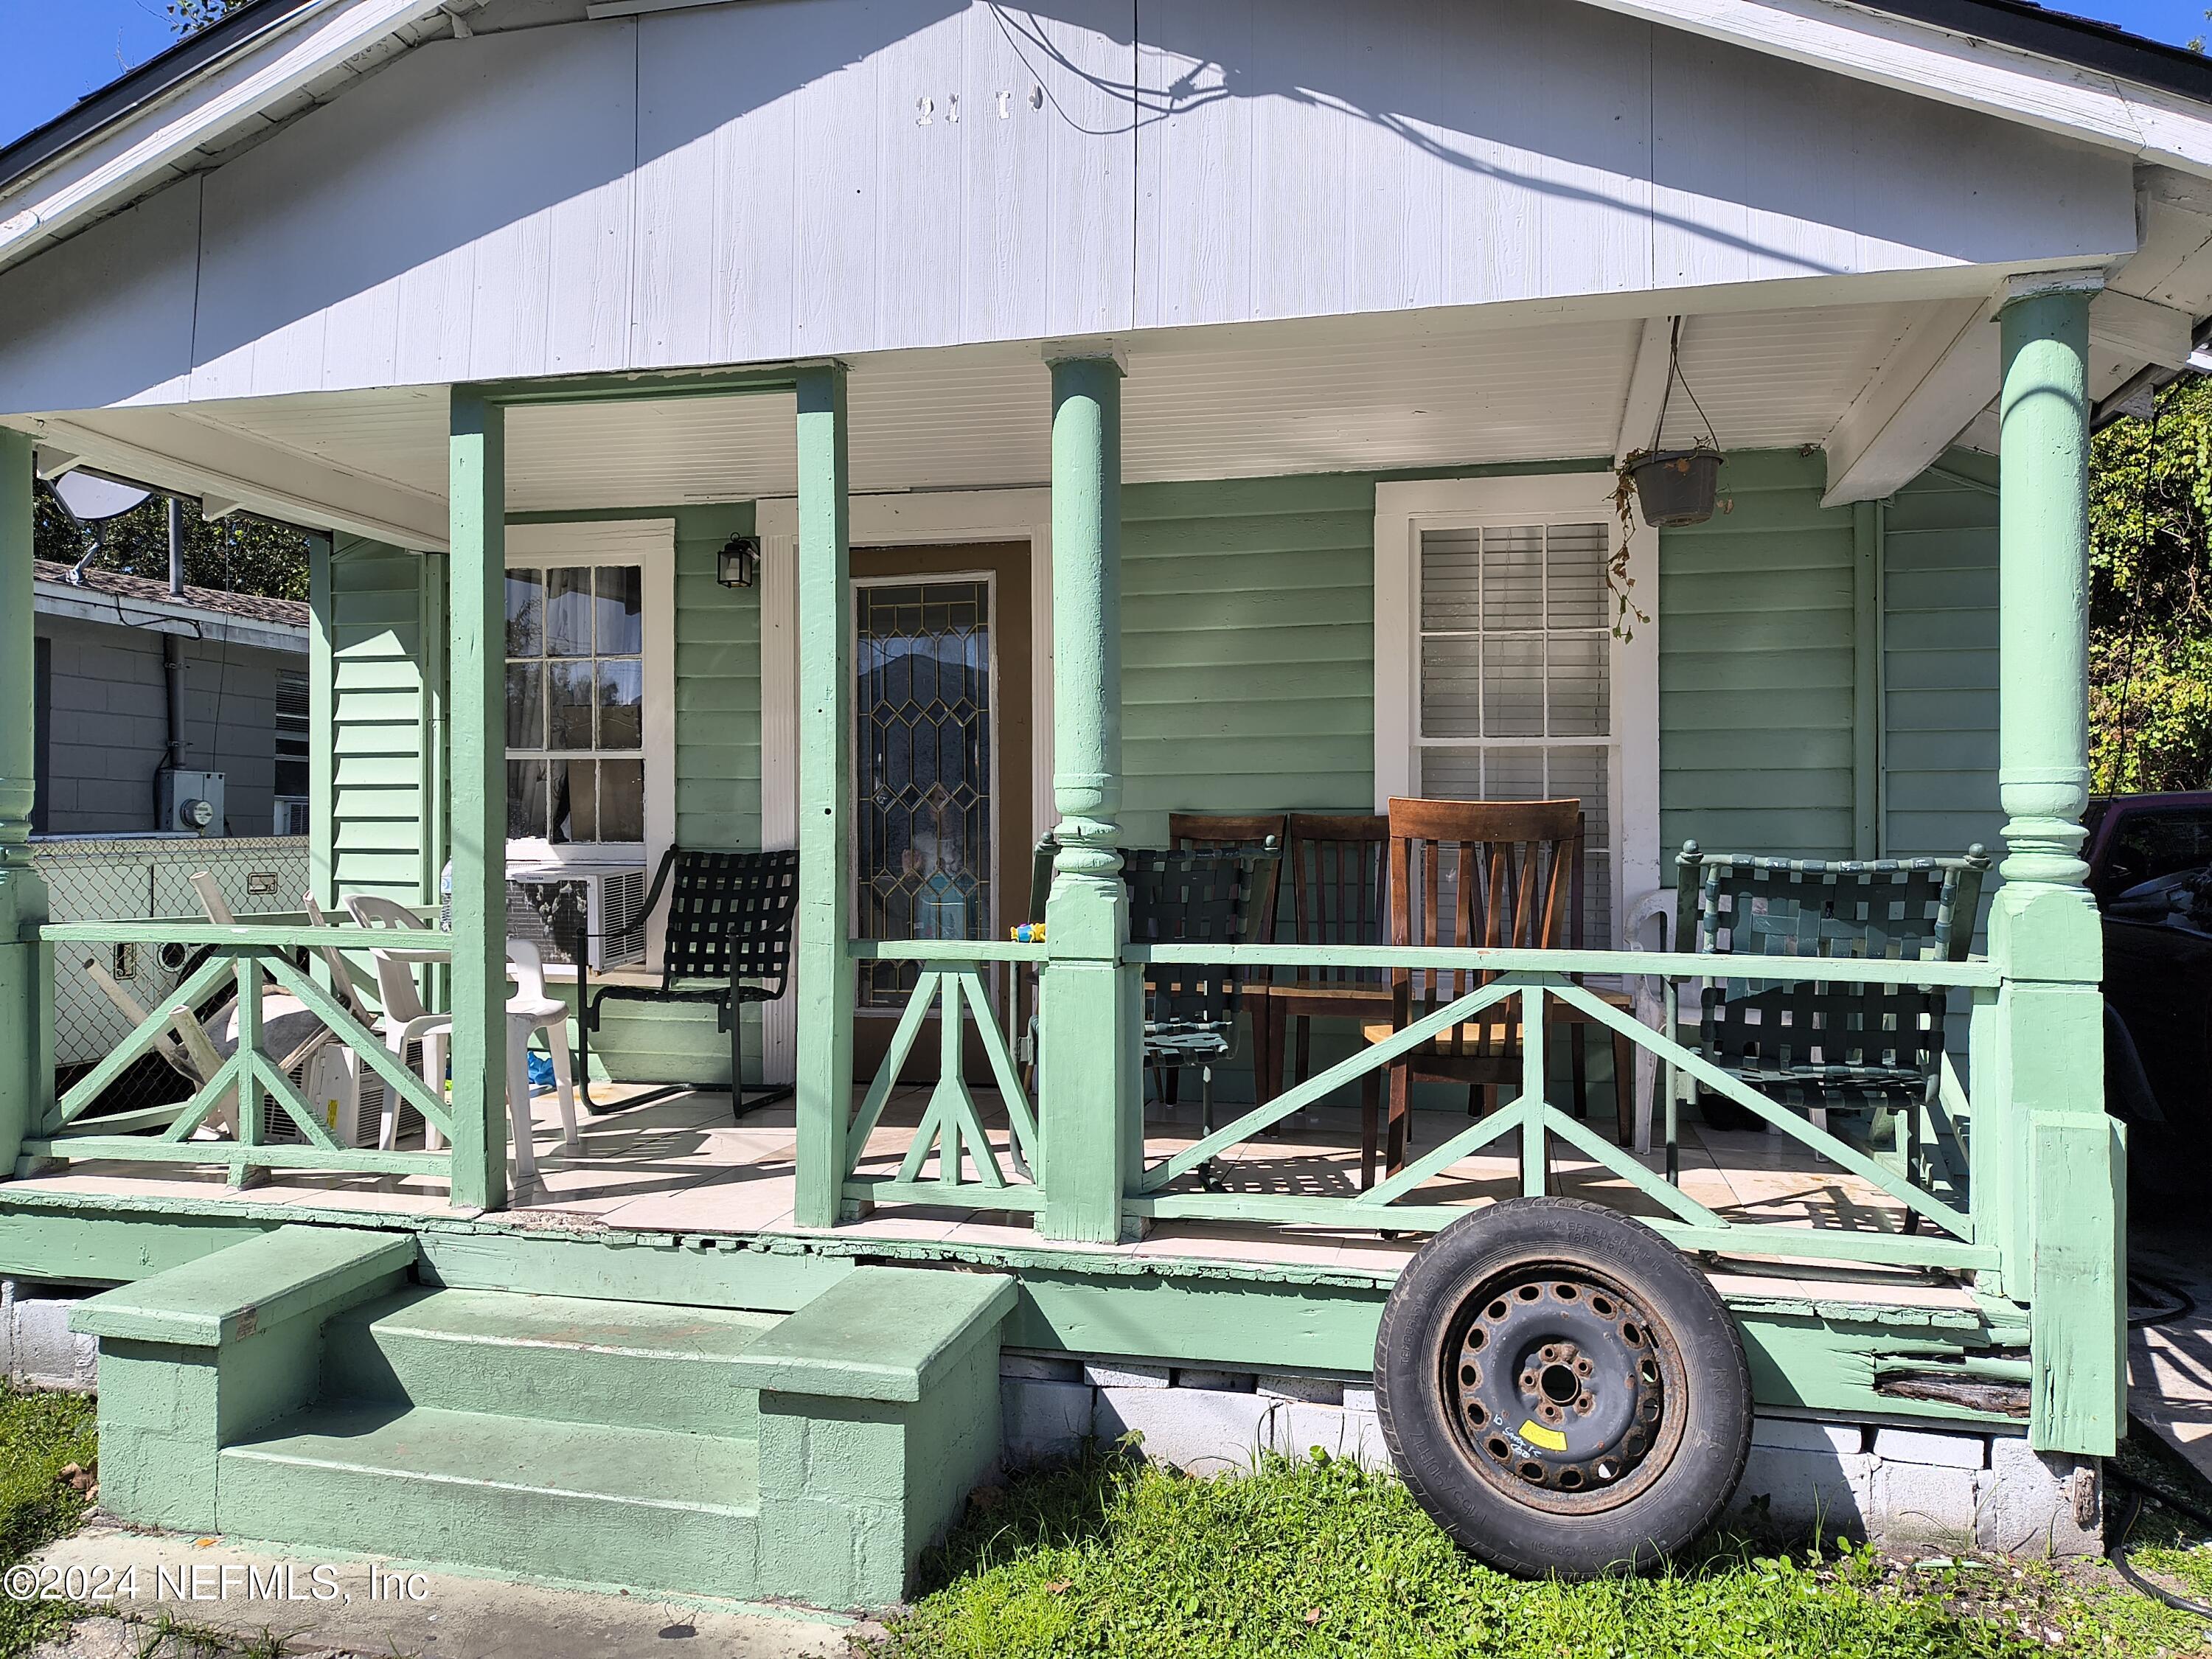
262, 1046, 431, 1151
274, 796, 310, 836
506, 863, 650, 972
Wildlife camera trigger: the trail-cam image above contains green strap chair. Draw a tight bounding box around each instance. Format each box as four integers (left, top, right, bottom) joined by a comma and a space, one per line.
1674, 841, 1990, 1190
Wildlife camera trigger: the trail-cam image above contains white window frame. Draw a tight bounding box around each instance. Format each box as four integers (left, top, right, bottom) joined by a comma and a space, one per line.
502, 518, 676, 891
1373, 476, 1661, 944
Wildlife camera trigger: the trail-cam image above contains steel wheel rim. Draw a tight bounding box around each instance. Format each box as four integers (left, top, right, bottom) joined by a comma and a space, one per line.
1436, 1261, 1691, 1516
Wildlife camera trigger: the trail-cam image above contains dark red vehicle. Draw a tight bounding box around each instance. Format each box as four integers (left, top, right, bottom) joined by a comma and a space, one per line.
2087, 793, 2212, 1193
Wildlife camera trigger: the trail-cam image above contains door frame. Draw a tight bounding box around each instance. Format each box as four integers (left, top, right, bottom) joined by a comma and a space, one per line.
755, 489, 1054, 1081
847, 556, 1023, 1019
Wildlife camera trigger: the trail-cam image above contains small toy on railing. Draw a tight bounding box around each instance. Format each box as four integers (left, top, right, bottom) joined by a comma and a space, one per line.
1010, 922, 1046, 944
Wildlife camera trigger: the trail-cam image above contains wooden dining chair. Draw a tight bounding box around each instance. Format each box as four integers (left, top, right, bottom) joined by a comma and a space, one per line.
1360, 797, 1633, 1189
1166, 813, 1287, 1105
1267, 813, 1391, 1127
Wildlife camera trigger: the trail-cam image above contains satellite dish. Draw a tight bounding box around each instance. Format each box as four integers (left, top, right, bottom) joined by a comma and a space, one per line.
51, 470, 153, 522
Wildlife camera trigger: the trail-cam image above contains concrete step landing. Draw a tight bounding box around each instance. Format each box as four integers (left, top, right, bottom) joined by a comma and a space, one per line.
72, 1226, 1015, 1612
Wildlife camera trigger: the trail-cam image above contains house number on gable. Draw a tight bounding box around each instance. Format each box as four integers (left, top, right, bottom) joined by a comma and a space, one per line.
917, 88, 1042, 125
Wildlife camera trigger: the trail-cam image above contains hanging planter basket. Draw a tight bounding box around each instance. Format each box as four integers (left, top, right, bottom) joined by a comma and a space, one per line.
1627, 448, 1725, 528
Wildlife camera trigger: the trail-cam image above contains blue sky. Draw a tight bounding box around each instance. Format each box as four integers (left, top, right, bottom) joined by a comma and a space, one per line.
2, 0, 2211, 153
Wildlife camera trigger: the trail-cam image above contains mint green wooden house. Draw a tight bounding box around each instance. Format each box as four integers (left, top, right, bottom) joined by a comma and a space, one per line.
0, 0, 2187, 1604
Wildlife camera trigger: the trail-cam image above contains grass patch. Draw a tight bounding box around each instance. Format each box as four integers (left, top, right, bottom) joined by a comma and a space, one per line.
0, 1387, 98, 1659
872, 1447, 2212, 1659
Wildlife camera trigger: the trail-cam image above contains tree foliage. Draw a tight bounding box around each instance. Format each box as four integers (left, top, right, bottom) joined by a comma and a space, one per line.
2090, 375, 2212, 795
166, 0, 248, 31
34, 487, 310, 602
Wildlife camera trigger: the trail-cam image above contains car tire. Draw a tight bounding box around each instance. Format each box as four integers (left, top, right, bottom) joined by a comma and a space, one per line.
1374, 1197, 1752, 1578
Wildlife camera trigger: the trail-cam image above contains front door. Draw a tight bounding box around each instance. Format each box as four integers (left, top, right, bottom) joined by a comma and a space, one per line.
850, 543, 1033, 1077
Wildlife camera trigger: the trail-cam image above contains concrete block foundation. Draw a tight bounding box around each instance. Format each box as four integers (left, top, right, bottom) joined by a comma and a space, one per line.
1004, 1354, 2102, 1557
3, 1279, 99, 1391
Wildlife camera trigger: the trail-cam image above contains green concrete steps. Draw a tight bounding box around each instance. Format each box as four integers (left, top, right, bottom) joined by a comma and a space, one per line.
219, 1404, 762, 1599
323, 1288, 783, 1436
81, 1233, 1016, 1611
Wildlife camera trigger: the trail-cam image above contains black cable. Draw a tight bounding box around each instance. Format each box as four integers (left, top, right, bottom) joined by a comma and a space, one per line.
2109, 1460, 2212, 1621
2105, 1279, 2212, 1619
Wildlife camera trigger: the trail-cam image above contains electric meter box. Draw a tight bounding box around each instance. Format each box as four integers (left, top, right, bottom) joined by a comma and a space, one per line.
157, 769, 226, 836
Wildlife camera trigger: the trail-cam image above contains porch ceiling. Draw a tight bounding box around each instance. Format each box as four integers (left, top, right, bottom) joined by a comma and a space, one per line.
49, 297, 1988, 530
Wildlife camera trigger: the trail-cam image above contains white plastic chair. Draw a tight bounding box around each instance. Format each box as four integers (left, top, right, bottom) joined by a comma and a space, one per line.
342, 894, 579, 1180
80, 958, 330, 1140
186, 868, 330, 1046
302, 894, 380, 1025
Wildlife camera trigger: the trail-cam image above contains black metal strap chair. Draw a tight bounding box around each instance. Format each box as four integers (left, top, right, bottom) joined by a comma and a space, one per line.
580, 848, 800, 1120
1125, 846, 1279, 1187
1674, 841, 1989, 1180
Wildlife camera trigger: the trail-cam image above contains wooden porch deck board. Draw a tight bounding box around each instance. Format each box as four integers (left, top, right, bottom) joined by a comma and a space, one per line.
9, 1084, 1973, 1311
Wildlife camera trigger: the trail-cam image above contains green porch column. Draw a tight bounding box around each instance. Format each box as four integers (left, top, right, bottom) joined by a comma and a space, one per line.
0, 429, 52, 1176
447, 388, 508, 1212
1038, 352, 1142, 1245
793, 363, 855, 1228
1986, 274, 2121, 1456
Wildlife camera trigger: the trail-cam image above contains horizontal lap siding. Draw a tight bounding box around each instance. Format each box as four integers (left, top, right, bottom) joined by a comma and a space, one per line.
1119, 475, 1376, 846
625, 502, 762, 1085
1883, 453, 2002, 860
1659, 450, 1857, 863
672, 504, 762, 853
325, 536, 428, 902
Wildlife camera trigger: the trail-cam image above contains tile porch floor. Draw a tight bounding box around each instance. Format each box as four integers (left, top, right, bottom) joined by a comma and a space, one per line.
10, 1083, 1974, 1311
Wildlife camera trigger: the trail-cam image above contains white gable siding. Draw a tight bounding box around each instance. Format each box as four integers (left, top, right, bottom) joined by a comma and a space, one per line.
0, 0, 2140, 414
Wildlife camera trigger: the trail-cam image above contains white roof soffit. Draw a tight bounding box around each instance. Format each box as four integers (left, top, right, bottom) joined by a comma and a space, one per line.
1573, 0, 2212, 178
0, 0, 453, 277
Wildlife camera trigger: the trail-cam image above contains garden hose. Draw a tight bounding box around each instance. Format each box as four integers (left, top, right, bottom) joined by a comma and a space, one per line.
2127, 1273, 2197, 1330
2108, 1470, 2212, 1620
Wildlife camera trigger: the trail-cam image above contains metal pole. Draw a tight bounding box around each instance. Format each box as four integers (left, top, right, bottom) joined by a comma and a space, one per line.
167, 495, 186, 599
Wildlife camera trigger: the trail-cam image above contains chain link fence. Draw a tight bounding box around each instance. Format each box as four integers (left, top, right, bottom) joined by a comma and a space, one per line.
35, 835, 313, 1119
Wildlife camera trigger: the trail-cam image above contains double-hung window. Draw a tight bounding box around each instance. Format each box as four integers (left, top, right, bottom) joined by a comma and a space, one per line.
499, 520, 675, 863
506, 563, 647, 844
1375, 479, 1660, 947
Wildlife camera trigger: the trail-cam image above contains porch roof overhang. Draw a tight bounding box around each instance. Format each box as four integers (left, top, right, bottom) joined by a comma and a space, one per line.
4, 0, 2211, 529
0, 272, 2191, 549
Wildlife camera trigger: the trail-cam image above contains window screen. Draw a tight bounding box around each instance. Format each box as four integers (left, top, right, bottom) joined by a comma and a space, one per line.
1416, 522, 1613, 944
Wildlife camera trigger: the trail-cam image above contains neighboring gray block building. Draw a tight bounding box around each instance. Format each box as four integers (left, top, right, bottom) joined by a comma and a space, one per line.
32, 560, 308, 838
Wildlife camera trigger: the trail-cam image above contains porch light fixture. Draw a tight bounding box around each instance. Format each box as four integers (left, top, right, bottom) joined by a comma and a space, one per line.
717, 535, 761, 589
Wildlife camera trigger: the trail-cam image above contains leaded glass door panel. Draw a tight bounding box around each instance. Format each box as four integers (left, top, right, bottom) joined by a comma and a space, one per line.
855, 575, 998, 1006
847, 543, 1034, 1082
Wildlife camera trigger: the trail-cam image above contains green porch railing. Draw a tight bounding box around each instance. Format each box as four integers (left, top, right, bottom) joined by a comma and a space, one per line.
24, 921, 456, 1183
836, 939, 1046, 1214
1112, 943, 2006, 1275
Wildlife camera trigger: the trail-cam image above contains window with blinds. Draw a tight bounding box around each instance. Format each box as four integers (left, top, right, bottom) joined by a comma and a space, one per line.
1416, 522, 1613, 943
273, 670, 311, 801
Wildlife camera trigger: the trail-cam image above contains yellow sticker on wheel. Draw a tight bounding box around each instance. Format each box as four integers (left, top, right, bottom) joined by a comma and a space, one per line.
1518, 1419, 1568, 1452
